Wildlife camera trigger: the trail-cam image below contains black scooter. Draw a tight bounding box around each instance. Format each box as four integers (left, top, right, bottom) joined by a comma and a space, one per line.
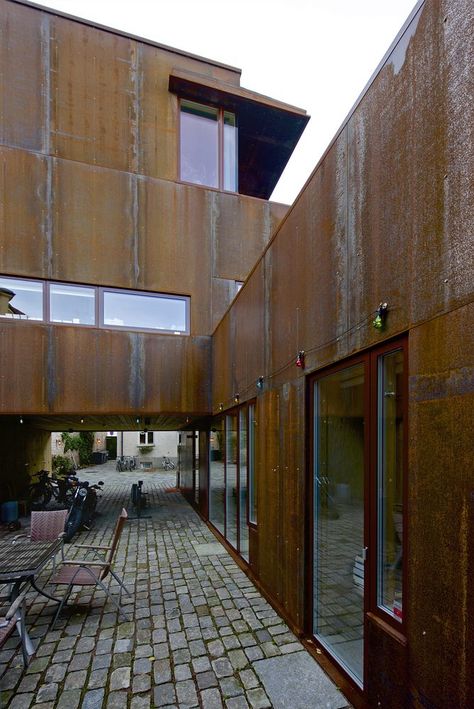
64, 479, 104, 542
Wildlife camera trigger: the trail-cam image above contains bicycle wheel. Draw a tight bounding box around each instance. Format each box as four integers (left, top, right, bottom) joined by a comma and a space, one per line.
29, 484, 52, 510
64, 506, 83, 542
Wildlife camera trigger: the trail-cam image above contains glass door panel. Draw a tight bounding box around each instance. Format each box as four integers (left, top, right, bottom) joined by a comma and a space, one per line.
239, 408, 249, 560
226, 414, 238, 548
209, 419, 225, 535
377, 349, 404, 620
314, 363, 365, 686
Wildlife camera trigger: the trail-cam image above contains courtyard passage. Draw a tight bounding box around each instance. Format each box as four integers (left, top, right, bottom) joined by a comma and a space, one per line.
0, 464, 350, 709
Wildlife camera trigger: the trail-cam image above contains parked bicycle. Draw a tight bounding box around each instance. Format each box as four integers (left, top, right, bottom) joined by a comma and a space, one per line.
161, 456, 175, 471
64, 479, 104, 542
116, 456, 137, 472
29, 469, 78, 510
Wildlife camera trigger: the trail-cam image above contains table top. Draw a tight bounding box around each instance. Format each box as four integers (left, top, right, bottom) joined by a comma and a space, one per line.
0, 539, 62, 581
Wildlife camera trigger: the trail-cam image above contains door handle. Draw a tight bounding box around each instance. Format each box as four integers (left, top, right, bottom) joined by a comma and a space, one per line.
362, 546, 368, 562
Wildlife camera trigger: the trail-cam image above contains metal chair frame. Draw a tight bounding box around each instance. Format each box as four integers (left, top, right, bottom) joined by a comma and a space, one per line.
50, 508, 131, 628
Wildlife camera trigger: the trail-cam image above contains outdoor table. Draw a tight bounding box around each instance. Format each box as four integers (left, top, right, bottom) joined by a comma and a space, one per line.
0, 538, 62, 602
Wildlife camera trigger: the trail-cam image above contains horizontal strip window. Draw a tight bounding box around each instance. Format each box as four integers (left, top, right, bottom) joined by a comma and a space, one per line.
0, 276, 190, 335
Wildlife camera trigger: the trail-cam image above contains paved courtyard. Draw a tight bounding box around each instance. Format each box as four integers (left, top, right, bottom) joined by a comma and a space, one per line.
0, 464, 350, 709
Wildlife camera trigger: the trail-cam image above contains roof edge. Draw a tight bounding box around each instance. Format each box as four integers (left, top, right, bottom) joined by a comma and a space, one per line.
7, 0, 242, 75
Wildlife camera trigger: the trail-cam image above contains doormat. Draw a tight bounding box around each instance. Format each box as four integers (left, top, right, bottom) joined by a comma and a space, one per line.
164, 487, 179, 493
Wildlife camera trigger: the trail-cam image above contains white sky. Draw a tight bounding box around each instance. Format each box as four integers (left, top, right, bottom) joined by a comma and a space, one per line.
33, 0, 418, 204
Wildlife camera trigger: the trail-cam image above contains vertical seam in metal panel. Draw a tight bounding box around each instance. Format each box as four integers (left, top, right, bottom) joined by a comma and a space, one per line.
131, 40, 139, 175
45, 158, 53, 278
131, 174, 139, 286
41, 13, 51, 156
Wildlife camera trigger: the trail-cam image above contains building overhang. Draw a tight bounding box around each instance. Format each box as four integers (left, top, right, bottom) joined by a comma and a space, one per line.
169, 69, 310, 200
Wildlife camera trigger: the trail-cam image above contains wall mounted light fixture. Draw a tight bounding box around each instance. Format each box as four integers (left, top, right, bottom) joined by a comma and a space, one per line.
373, 302, 388, 330
296, 350, 305, 368
256, 376, 264, 391
219, 403, 224, 412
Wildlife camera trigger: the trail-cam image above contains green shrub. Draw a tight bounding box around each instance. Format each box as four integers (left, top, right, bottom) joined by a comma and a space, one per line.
61, 431, 95, 466
52, 454, 74, 476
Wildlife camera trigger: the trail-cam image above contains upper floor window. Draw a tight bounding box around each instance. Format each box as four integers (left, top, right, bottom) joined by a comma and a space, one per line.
180, 100, 238, 192
139, 431, 154, 445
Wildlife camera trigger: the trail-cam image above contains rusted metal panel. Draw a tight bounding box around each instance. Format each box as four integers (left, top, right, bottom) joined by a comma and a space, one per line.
0, 147, 48, 277
0, 0, 44, 151
139, 45, 242, 181
256, 390, 283, 605
0, 322, 211, 416
407, 303, 474, 709
233, 260, 265, 398
137, 178, 212, 335
211, 314, 232, 411
52, 159, 135, 287
0, 323, 48, 412
50, 16, 137, 172
213, 195, 286, 281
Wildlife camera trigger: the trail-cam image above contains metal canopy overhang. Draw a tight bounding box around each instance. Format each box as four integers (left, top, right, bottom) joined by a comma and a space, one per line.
169, 70, 310, 200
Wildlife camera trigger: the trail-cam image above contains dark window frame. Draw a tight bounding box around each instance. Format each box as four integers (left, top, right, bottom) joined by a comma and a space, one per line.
306, 336, 408, 690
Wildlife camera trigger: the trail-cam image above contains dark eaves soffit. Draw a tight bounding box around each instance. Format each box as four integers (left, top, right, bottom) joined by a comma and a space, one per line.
169, 69, 310, 200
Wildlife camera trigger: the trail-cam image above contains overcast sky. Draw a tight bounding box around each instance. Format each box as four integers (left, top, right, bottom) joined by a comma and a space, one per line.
34, 0, 418, 204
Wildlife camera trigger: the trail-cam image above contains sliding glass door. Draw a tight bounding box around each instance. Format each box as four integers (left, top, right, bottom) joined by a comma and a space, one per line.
311, 338, 407, 689
313, 362, 366, 685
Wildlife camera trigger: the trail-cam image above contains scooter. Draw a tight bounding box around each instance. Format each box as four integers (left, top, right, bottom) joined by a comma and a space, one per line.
64, 479, 104, 542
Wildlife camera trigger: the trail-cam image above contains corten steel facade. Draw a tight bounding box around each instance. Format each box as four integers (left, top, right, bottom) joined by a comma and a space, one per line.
0, 0, 306, 479
207, 0, 473, 707
0, 0, 473, 708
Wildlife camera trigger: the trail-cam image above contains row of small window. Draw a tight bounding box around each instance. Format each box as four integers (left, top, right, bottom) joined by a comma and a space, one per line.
0, 276, 189, 334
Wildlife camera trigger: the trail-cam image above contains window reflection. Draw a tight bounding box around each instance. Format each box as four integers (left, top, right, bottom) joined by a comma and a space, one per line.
209, 419, 225, 535
377, 349, 404, 621
0, 277, 43, 321
239, 408, 249, 560
180, 100, 238, 192
103, 291, 187, 333
50, 283, 95, 324
181, 101, 219, 188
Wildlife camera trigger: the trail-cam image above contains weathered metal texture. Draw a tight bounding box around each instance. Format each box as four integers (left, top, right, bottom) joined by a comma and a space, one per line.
137, 179, 213, 334
408, 302, 474, 709
211, 0, 474, 701
0, 322, 211, 416
1, 0, 242, 181
213, 195, 286, 282
211, 311, 232, 411
0, 323, 48, 412
52, 159, 136, 287
0, 0, 44, 151
50, 17, 137, 172
233, 261, 265, 397
0, 146, 48, 277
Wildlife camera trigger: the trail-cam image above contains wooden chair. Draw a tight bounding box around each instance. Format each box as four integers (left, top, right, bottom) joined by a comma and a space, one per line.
50, 508, 131, 628
0, 587, 33, 666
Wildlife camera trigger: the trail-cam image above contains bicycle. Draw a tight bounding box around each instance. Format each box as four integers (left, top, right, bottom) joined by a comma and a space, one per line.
161, 456, 175, 471
29, 470, 77, 510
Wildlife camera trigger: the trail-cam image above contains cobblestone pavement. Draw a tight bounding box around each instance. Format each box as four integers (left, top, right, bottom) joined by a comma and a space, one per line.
0, 464, 350, 709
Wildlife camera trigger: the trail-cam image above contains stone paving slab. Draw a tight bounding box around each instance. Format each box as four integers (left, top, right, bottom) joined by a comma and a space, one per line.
0, 463, 351, 708
253, 652, 348, 709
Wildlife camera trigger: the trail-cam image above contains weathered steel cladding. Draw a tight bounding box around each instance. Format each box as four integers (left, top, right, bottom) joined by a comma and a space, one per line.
0, 322, 211, 416
212, 1, 473, 704
0, 148, 284, 335
0, 0, 240, 175
408, 303, 474, 708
